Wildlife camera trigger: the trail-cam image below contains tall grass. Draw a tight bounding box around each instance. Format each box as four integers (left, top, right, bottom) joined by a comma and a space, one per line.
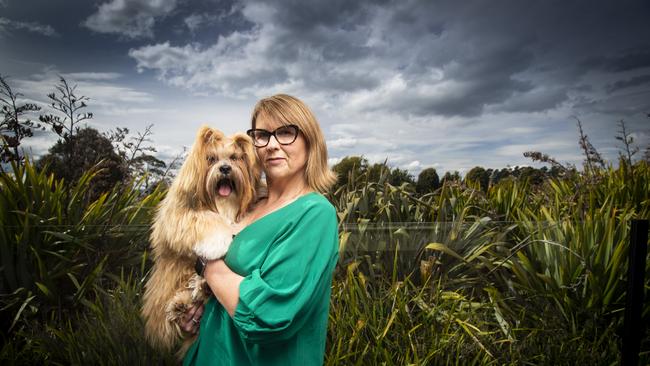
1, 159, 648, 364
0, 158, 165, 362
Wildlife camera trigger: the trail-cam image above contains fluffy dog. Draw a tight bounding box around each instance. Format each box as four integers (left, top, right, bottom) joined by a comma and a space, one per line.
142, 126, 260, 356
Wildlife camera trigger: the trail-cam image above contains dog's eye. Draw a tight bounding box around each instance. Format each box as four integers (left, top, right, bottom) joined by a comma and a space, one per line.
230, 154, 239, 160
207, 156, 216, 164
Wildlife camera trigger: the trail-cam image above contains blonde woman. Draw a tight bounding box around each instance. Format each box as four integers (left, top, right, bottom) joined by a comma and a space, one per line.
181, 94, 338, 365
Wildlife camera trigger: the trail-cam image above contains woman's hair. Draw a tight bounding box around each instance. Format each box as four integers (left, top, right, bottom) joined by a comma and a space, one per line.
251, 94, 336, 193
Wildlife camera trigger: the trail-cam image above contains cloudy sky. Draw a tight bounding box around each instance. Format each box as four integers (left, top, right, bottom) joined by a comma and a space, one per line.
2, 0, 649, 176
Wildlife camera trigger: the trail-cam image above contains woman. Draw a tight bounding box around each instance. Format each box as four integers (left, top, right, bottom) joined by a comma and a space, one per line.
181, 94, 339, 365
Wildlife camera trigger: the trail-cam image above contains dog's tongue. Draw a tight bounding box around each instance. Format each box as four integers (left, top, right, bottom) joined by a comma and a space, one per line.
218, 183, 232, 197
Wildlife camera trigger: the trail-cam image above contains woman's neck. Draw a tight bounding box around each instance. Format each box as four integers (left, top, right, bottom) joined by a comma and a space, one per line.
265, 179, 311, 204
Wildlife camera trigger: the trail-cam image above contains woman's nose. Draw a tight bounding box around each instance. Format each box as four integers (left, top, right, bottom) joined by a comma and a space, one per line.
266, 134, 281, 149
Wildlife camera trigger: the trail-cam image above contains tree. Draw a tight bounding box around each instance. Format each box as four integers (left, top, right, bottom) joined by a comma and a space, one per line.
0, 75, 42, 165
389, 167, 414, 187
517, 166, 545, 186
465, 166, 490, 191
38, 127, 126, 198
39, 76, 93, 164
575, 116, 605, 176
441, 170, 461, 185
489, 168, 512, 185
104, 124, 170, 189
615, 120, 639, 169
416, 167, 439, 194
367, 161, 391, 184
523, 151, 573, 178
332, 156, 368, 187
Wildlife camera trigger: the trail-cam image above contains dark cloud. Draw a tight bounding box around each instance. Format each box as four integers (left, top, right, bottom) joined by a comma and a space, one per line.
0, 17, 58, 37
82, 0, 179, 39
584, 49, 650, 73
126, 0, 650, 121
606, 74, 650, 94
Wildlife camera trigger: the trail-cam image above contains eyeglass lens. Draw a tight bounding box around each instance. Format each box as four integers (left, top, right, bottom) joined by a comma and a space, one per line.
250, 125, 298, 147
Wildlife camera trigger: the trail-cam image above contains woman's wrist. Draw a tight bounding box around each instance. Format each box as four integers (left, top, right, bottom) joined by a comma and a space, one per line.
201, 259, 243, 317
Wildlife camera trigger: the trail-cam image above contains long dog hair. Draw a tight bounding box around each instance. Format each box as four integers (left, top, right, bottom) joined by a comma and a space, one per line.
142, 126, 260, 357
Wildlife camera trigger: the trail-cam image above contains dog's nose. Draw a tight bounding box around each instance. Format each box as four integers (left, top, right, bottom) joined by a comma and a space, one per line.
219, 165, 232, 174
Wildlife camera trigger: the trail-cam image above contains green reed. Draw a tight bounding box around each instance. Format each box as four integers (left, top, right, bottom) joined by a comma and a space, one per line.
1, 159, 648, 364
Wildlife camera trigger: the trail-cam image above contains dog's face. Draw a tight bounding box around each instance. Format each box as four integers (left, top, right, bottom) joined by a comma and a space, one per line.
176, 126, 260, 217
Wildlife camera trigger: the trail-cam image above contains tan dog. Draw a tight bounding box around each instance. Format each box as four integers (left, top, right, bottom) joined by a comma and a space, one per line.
142, 126, 261, 357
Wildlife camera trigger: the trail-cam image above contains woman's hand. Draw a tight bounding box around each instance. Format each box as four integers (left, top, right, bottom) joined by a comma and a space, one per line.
179, 302, 204, 334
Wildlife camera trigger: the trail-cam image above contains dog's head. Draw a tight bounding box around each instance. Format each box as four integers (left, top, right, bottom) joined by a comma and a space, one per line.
175, 126, 260, 218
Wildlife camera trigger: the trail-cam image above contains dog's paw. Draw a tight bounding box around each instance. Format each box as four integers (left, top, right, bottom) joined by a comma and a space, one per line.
165, 299, 187, 324
194, 231, 232, 260
187, 274, 209, 303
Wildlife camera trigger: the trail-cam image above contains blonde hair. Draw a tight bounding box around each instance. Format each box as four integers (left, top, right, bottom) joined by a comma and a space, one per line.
251, 94, 336, 193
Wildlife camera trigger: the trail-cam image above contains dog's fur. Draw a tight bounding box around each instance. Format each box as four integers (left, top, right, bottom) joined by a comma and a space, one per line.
142, 126, 261, 357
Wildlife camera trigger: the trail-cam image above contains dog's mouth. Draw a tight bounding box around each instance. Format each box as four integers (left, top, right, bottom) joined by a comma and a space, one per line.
217, 178, 235, 197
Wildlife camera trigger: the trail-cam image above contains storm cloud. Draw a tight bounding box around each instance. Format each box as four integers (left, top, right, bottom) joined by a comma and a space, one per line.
83, 0, 179, 39
3, 0, 649, 175
128, 0, 650, 120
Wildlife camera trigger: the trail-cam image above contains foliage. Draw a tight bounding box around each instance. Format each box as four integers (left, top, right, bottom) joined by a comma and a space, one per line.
388, 167, 415, 187
2, 131, 650, 364
0, 157, 164, 341
104, 124, 173, 189
5, 272, 176, 365
0, 75, 43, 165
333, 156, 369, 188
37, 127, 127, 199
329, 158, 649, 364
332, 156, 415, 191
416, 167, 440, 194
441, 170, 461, 185
575, 116, 606, 176
464, 166, 490, 191
38, 76, 93, 143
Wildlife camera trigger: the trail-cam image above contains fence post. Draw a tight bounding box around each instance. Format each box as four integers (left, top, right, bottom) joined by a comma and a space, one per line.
621, 219, 648, 366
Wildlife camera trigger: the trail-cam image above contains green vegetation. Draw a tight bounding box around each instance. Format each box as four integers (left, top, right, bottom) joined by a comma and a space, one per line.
1, 76, 648, 364
1, 155, 647, 364
327, 157, 649, 364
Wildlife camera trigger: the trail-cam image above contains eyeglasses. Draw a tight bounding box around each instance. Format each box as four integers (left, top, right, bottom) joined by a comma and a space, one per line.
246, 124, 300, 148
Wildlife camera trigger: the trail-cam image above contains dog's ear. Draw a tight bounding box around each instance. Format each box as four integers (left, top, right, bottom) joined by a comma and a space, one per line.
232, 133, 259, 174
232, 133, 253, 160
172, 126, 223, 207
198, 126, 224, 145
232, 133, 262, 217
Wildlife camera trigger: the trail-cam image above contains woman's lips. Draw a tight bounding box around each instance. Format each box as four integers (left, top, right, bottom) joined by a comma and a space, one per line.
266, 157, 285, 165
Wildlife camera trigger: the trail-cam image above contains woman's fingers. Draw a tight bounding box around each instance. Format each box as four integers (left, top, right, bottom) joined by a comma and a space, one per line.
180, 303, 205, 334
193, 303, 205, 319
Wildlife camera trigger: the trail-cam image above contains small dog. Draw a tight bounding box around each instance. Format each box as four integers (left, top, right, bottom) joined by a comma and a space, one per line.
142, 126, 261, 356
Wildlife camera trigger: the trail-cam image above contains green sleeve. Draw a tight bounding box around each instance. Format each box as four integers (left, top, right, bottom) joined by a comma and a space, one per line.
232, 202, 338, 344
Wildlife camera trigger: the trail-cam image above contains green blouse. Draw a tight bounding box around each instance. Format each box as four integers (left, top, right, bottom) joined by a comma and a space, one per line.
183, 192, 339, 366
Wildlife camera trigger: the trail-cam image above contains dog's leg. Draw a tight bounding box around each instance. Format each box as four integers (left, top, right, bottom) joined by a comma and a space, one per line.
193, 229, 232, 260
187, 273, 210, 303
165, 288, 195, 327
166, 274, 210, 326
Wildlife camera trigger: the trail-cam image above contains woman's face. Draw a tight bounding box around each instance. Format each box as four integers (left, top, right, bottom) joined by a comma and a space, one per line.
254, 113, 308, 187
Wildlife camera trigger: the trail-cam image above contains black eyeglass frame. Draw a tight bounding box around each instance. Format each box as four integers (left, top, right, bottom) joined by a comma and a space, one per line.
246, 124, 300, 148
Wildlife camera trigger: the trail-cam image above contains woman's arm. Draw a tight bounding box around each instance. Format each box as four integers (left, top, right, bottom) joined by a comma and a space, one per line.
230, 202, 339, 343
203, 259, 244, 317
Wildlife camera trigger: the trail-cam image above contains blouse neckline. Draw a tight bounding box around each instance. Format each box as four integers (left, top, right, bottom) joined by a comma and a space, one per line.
234, 192, 318, 237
